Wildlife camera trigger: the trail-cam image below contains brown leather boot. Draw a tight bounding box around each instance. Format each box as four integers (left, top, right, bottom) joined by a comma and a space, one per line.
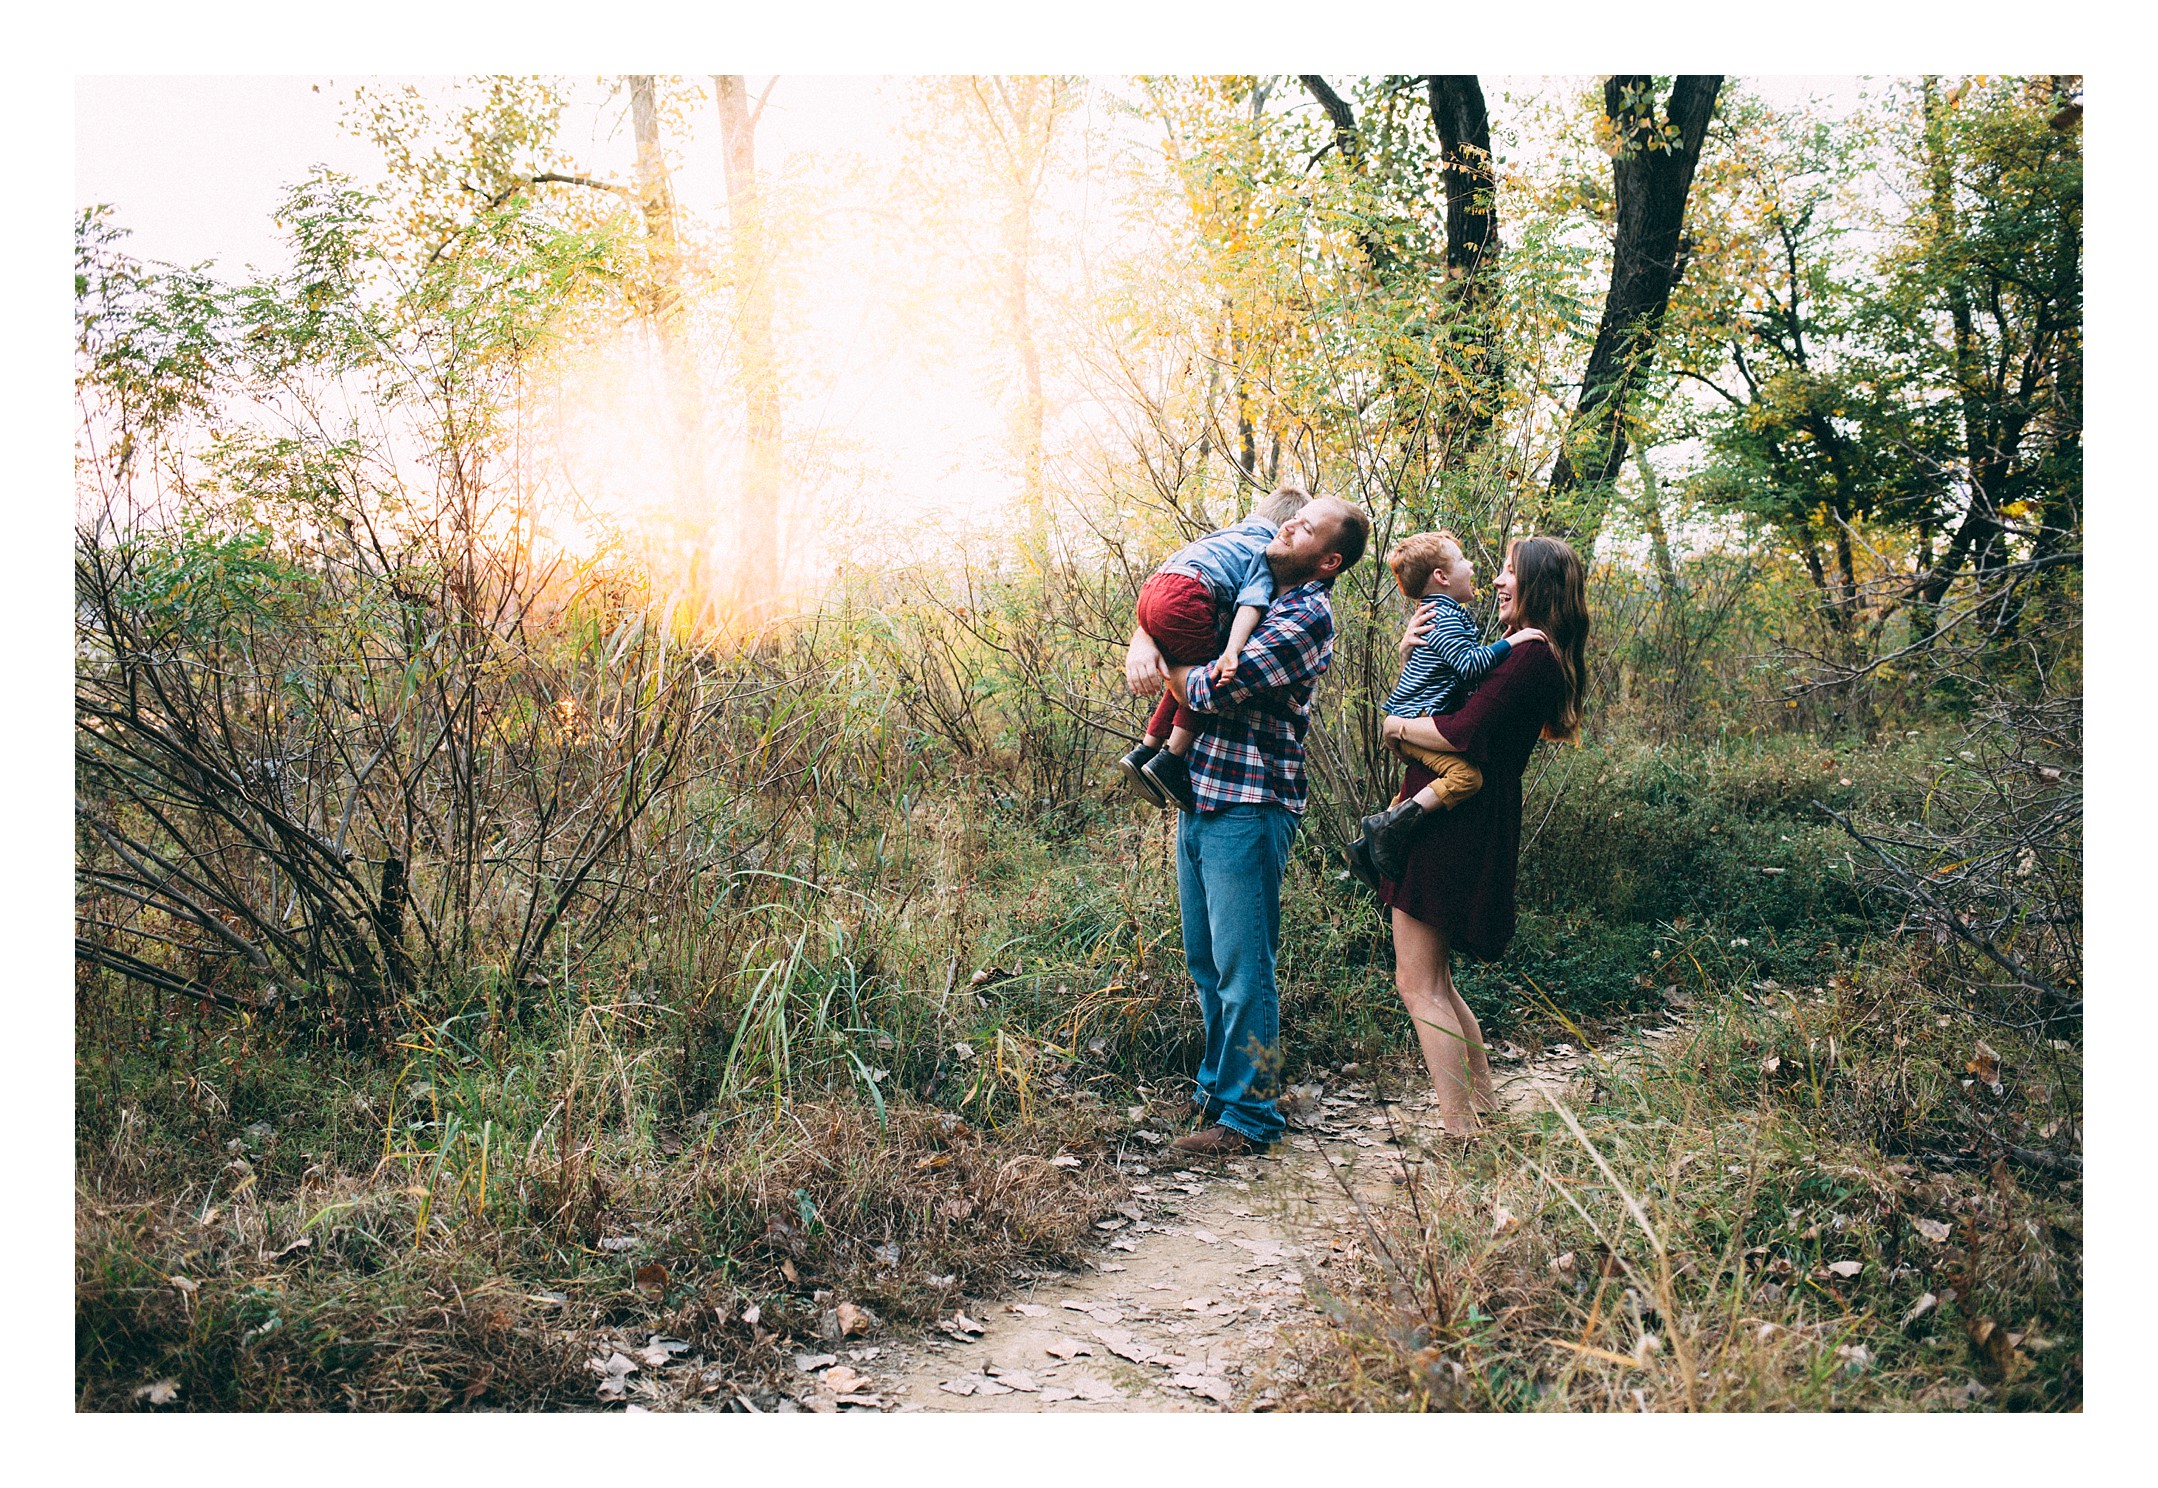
1170, 1124, 1265, 1158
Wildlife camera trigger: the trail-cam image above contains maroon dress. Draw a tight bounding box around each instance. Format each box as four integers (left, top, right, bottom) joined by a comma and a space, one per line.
1376, 640, 1562, 962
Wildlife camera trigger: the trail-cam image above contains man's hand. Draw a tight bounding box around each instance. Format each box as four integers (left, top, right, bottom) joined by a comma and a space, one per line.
1125, 628, 1168, 696
1398, 604, 1435, 663
1509, 626, 1548, 647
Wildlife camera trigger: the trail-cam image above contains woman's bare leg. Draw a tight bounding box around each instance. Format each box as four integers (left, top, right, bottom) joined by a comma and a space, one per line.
1391, 909, 1483, 1135
1435, 976, 1497, 1113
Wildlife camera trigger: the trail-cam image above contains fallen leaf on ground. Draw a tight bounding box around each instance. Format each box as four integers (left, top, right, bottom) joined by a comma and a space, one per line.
598, 1236, 638, 1253
1069, 1374, 1123, 1401
1827, 1260, 1863, 1278
795, 1352, 838, 1372
1913, 1217, 1952, 1244
1491, 1204, 1517, 1234
1043, 1337, 1096, 1359
168, 1274, 198, 1296
1050, 1155, 1081, 1168
1967, 1041, 2001, 1084
1007, 1302, 1049, 1316
986, 1366, 1040, 1391
1094, 1328, 1160, 1364
820, 1365, 868, 1394
740, 1305, 761, 1327
633, 1263, 669, 1294
1039, 1387, 1078, 1402
135, 1379, 179, 1406
1905, 1292, 1938, 1324
1190, 1229, 1219, 1245
836, 1301, 869, 1337
588, 1352, 638, 1399
1172, 1372, 1234, 1403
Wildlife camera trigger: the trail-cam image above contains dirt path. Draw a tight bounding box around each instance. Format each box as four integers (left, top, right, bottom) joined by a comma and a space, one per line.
831, 1020, 1678, 1413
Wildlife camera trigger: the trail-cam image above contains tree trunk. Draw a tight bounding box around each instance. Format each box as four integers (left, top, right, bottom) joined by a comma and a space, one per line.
1427, 76, 1497, 279
1299, 75, 1393, 273
714, 76, 783, 624
629, 78, 681, 313
1427, 75, 1501, 443
1914, 75, 1998, 613
1547, 75, 1722, 554
964, 78, 1066, 565
628, 77, 713, 615
1635, 448, 1682, 598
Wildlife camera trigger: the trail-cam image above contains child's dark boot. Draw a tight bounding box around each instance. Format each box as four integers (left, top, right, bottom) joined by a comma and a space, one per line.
1116, 743, 1169, 808
1141, 749, 1199, 812
1361, 798, 1427, 881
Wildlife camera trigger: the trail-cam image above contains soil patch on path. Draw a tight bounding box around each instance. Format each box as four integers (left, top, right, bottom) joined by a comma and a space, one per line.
852, 1019, 1681, 1413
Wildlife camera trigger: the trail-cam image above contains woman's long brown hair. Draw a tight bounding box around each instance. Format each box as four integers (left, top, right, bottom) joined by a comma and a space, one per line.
1508, 535, 1589, 739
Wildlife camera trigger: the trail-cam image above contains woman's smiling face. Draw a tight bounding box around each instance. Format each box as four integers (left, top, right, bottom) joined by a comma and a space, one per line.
1494, 555, 1521, 628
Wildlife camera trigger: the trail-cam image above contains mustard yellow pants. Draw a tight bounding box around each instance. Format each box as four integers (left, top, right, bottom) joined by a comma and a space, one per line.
1392, 739, 1484, 810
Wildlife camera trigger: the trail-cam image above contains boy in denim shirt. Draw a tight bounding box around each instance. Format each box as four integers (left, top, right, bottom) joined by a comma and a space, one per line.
1117, 483, 1309, 811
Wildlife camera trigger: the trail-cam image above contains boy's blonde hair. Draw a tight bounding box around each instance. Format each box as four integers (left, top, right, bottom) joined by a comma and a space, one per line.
1251, 481, 1311, 527
1385, 530, 1465, 599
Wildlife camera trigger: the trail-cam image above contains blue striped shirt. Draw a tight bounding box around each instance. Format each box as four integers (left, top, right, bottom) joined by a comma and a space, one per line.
1384, 593, 1511, 718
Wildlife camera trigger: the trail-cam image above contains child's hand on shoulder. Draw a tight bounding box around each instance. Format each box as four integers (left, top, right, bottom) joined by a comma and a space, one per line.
1510, 626, 1548, 647
1212, 649, 1242, 682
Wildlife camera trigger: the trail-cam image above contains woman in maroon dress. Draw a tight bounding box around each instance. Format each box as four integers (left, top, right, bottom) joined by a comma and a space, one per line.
1370, 536, 1589, 1137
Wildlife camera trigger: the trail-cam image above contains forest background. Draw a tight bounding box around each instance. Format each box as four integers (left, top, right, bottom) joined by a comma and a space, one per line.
68, 68, 2084, 1413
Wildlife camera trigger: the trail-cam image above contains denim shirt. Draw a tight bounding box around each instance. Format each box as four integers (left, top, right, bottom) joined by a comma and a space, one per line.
1159, 517, 1280, 615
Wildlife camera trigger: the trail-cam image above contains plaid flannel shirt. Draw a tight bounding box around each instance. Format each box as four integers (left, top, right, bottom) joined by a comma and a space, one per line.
1178, 579, 1335, 814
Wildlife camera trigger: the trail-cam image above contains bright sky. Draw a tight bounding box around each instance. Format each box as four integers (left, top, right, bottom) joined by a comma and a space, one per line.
75, 75, 1871, 275
74, 74, 1877, 580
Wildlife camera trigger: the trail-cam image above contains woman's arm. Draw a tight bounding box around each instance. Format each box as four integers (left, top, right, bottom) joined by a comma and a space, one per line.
1384, 641, 1555, 762
1383, 712, 1462, 753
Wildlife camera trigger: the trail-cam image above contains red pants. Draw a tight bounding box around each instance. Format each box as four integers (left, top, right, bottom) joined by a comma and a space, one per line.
1136, 570, 1223, 738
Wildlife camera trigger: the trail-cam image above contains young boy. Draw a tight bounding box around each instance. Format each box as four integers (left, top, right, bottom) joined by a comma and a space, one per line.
1116, 483, 1310, 811
1347, 530, 1544, 886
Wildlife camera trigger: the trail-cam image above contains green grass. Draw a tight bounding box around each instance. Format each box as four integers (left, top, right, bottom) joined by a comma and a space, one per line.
77, 668, 2074, 1411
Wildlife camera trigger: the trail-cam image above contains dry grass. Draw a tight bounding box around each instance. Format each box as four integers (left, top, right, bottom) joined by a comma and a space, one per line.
1260, 955, 2081, 1412
76, 1090, 1128, 1411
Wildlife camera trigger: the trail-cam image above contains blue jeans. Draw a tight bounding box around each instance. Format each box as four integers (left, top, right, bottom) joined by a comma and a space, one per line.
1176, 803, 1298, 1144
